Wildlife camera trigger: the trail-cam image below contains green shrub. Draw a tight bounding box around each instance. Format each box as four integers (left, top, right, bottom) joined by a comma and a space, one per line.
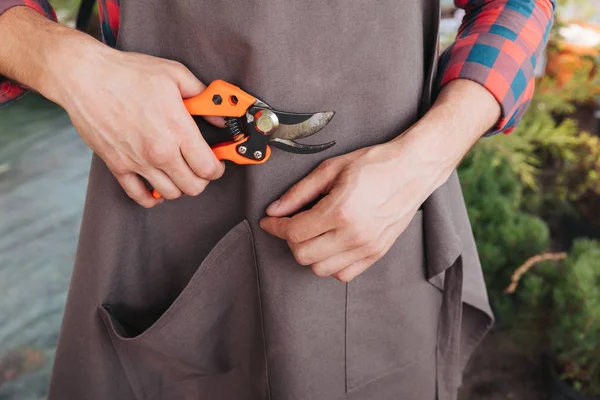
459, 147, 551, 319
516, 239, 600, 396
552, 239, 600, 395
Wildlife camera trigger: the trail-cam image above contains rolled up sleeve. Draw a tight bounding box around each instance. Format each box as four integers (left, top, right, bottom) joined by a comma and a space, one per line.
437, 0, 555, 134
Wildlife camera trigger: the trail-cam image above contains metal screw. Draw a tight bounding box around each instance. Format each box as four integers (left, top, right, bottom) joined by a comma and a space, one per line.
212, 95, 222, 105
253, 151, 263, 159
238, 146, 247, 155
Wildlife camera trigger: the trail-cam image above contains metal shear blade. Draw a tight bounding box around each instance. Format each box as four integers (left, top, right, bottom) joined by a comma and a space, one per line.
251, 101, 336, 154
270, 137, 336, 154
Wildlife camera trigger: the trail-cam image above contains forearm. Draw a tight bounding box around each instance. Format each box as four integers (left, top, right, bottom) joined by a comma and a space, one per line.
0, 6, 106, 104
389, 79, 500, 196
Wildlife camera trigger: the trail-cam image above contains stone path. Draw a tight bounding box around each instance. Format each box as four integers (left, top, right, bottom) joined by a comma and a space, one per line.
0, 94, 90, 399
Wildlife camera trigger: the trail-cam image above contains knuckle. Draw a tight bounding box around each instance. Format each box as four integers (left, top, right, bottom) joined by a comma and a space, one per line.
168, 60, 184, 69
311, 265, 330, 278
172, 61, 190, 75
333, 205, 355, 226
138, 199, 157, 209
375, 247, 388, 260
336, 271, 355, 283
196, 161, 219, 179
160, 189, 182, 200
333, 208, 348, 225
366, 240, 385, 255
286, 226, 304, 244
146, 143, 176, 166
163, 60, 185, 74
123, 190, 155, 209
293, 249, 311, 266
318, 158, 336, 172
186, 181, 208, 197
107, 155, 133, 176
110, 161, 130, 176
348, 228, 370, 247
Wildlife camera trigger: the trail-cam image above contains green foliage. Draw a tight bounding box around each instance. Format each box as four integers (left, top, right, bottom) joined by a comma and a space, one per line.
516, 239, 600, 395
476, 65, 598, 195
552, 239, 600, 395
459, 147, 551, 316
555, 132, 600, 201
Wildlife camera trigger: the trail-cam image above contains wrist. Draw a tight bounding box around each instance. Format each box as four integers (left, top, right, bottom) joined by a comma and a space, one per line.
40, 31, 112, 106
388, 79, 501, 187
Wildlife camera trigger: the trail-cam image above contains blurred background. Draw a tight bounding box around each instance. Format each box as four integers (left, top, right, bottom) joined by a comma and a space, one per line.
1, 0, 600, 399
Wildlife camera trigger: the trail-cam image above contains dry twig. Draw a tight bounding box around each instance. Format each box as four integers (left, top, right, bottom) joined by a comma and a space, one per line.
504, 252, 567, 294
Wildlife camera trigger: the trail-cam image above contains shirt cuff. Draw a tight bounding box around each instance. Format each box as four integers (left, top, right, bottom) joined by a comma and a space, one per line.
0, 0, 57, 107
436, 32, 537, 135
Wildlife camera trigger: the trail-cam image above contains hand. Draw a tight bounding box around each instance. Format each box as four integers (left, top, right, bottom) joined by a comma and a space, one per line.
260, 141, 433, 282
53, 45, 225, 207
259, 79, 502, 281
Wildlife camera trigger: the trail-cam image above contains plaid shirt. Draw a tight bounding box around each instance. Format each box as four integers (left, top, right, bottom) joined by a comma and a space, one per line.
0, 0, 554, 134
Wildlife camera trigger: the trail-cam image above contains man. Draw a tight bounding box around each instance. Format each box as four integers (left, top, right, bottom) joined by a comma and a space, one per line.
0, 0, 554, 399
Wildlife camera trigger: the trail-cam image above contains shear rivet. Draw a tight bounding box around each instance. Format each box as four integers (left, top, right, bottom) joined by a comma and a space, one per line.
254, 151, 263, 159
238, 146, 247, 155
255, 109, 279, 135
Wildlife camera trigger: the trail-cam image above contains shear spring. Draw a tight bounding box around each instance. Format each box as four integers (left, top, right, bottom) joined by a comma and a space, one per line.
225, 117, 242, 137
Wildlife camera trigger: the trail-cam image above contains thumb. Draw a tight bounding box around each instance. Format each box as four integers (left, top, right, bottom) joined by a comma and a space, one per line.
266, 161, 339, 217
169, 64, 227, 128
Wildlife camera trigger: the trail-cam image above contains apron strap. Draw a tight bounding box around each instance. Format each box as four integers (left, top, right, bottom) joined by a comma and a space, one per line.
436, 256, 463, 400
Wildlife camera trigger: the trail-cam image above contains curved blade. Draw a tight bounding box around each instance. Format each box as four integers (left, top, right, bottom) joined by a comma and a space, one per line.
271, 111, 335, 141
270, 138, 336, 154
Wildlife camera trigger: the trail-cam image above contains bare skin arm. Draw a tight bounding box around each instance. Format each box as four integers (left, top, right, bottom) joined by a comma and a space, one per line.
260, 79, 501, 282
0, 7, 225, 208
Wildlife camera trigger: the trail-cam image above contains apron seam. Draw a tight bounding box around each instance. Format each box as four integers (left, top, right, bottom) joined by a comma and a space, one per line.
248, 224, 273, 400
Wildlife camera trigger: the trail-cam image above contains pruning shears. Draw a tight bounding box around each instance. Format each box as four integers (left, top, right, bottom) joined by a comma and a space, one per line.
152, 80, 336, 199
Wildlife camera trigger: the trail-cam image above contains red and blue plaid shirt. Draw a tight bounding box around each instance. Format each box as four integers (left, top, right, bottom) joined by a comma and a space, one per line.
0, 0, 554, 134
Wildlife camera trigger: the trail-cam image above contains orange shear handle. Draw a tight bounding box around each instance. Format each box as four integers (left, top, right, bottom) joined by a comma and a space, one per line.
183, 80, 256, 117
151, 80, 259, 200
151, 139, 271, 199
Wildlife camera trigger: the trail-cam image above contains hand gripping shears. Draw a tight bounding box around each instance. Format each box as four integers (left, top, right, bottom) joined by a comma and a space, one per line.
152, 80, 336, 199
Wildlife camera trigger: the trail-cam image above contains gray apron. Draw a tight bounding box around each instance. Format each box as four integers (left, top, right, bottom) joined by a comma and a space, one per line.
47, 1, 494, 399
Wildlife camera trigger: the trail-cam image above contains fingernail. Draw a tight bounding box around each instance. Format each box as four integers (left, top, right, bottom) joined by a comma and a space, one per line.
266, 199, 280, 214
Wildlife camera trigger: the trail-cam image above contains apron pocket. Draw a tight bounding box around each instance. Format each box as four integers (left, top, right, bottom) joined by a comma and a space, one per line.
345, 210, 442, 392
99, 220, 269, 400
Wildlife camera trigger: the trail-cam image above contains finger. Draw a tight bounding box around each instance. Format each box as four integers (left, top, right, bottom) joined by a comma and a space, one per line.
259, 216, 292, 240
330, 225, 400, 281
266, 160, 339, 217
261, 201, 336, 244
142, 168, 183, 200
115, 173, 163, 208
204, 115, 227, 128
289, 229, 347, 266
180, 136, 225, 181
310, 244, 372, 276
283, 200, 338, 243
332, 255, 380, 282
162, 152, 210, 196
168, 62, 205, 99
179, 112, 226, 181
